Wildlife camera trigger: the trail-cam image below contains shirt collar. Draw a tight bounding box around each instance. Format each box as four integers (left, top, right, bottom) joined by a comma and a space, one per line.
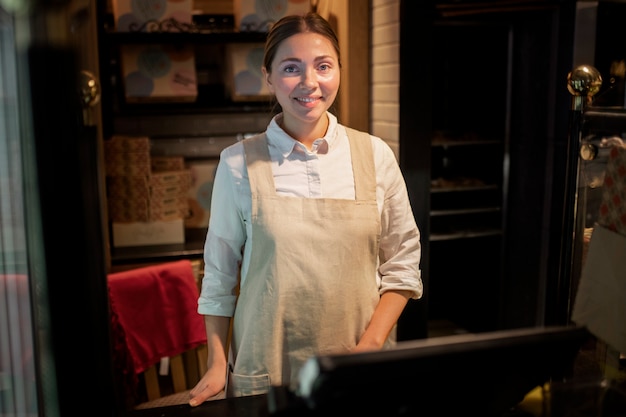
266, 112, 339, 156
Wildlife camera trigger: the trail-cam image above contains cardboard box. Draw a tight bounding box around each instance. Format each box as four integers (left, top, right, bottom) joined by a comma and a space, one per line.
225, 43, 269, 102
106, 161, 151, 177
112, 219, 185, 247
109, 192, 188, 222
105, 150, 151, 168
105, 135, 150, 153
107, 178, 150, 200
150, 170, 192, 188
104, 150, 151, 177
120, 44, 197, 103
109, 194, 184, 212
109, 202, 150, 222
109, 205, 186, 222
234, 0, 311, 32
151, 156, 185, 172
151, 206, 188, 222
112, 0, 193, 32
150, 184, 185, 200
108, 204, 149, 223
194, 0, 233, 15
106, 174, 190, 199
185, 160, 218, 228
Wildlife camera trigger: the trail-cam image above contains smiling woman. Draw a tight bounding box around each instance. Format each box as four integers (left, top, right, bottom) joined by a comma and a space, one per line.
188, 11, 423, 407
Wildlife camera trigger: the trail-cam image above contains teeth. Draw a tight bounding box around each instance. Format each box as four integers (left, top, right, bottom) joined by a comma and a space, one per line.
297, 97, 316, 102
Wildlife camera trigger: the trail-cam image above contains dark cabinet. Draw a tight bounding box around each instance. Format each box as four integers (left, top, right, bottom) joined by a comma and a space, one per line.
426, 19, 512, 332
401, 1, 584, 335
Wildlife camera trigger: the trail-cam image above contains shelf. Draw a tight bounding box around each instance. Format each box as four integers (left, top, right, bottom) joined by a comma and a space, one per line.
430, 206, 501, 216
104, 30, 268, 45
431, 184, 498, 193
100, 12, 267, 44
111, 242, 204, 265
435, 3, 553, 20
148, 135, 239, 159
112, 101, 272, 117
430, 229, 503, 242
112, 111, 272, 138
110, 228, 206, 265
431, 138, 501, 147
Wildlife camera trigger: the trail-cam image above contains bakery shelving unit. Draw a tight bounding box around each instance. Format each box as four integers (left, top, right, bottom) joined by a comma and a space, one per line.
96, 3, 273, 268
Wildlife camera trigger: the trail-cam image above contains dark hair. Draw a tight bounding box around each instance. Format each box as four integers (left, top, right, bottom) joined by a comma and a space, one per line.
263, 12, 341, 74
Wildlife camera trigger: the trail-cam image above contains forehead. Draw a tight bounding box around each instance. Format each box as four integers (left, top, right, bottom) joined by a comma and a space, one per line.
274, 32, 338, 60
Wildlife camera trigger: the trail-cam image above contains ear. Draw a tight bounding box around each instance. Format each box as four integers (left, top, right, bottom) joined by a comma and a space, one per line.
262, 66, 274, 94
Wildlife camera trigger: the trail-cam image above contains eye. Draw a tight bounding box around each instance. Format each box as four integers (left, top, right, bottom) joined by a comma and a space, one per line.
318, 63, 332, 72
282, 64, 300, 74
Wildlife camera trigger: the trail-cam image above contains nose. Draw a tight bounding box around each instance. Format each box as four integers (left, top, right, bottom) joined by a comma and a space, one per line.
301, 68, 317, 89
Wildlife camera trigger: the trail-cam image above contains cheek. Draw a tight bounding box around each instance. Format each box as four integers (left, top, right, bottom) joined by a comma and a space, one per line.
272, 78, 299, 94
322, 74, 340, 92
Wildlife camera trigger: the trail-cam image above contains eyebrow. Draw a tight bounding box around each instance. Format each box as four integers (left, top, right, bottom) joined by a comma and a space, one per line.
278, 55, 336, 65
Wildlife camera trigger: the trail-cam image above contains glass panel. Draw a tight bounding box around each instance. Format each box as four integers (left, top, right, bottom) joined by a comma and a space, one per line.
0, 5, 60, 416
0, 6, 38, 415
572, 106, 626, 379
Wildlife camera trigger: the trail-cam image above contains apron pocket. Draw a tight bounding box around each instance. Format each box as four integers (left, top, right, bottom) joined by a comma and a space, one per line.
227, 371, 271, 397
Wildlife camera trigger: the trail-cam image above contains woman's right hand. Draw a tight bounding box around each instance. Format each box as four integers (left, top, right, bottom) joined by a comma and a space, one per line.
190, 315, 231, 406
188, 365, 227, 407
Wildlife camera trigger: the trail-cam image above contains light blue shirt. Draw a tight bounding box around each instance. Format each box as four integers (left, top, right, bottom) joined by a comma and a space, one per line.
198, 112, 423, 316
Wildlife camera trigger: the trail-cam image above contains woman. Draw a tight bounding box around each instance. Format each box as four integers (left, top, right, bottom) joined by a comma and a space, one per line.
189, 12, 422, 405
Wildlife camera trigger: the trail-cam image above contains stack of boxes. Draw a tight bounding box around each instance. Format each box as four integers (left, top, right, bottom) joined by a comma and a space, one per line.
105, 135, 191, 247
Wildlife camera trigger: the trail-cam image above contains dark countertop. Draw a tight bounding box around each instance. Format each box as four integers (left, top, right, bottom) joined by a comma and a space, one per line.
121, 390, 542, 417
126, 394, 271, 417
124, 390, 314, 417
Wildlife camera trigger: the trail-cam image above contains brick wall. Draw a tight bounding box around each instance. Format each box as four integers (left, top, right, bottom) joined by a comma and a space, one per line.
370, 0, 400, 158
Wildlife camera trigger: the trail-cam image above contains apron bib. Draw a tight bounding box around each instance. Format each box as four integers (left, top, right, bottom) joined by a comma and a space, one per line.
228, 128, 383, 397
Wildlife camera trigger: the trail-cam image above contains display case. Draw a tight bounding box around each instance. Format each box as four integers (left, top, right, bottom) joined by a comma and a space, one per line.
563, 65, 626, 377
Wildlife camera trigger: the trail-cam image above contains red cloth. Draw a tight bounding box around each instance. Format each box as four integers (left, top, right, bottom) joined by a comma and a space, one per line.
107, 260, 207, 375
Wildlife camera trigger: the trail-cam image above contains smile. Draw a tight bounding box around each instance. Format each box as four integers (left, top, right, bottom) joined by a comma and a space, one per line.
295, 97, 319, 103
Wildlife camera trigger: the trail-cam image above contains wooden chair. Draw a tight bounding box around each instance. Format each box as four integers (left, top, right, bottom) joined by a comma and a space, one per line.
133, 344, 209, 409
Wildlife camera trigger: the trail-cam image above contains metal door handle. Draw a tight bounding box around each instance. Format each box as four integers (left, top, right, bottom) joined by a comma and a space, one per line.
79, 70, 100, 126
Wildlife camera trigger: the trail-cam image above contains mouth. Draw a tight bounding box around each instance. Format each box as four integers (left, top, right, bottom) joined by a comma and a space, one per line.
294, 96, 321, 104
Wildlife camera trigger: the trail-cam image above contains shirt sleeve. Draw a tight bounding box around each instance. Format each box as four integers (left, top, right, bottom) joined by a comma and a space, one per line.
197, 144, 247, 316
374, 137, 423, 300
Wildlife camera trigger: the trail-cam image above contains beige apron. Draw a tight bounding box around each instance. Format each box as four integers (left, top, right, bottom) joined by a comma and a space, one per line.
227, 128, 384, 397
